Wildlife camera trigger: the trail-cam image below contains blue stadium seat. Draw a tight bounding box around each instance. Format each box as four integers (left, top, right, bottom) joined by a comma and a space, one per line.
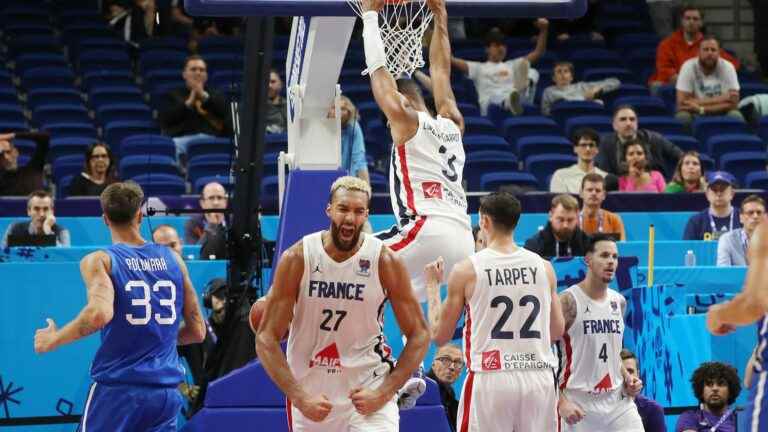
78, 49, 131, 72
139, 36, 188, 52
89, 86, 144, 108
140, 49, 188, 75
82, 69, 135, 90
131, 173, 187, 196
15, 53, 68, 73
8, 35, 61, 56
341, 84, 373, 105
613, 96, 669, 117
502, 116, 561, 152
96, 103, 153, 125
43, 122, 98, 140
464, 150, 518, 191
205, 54, 245, 75
699, 154, 715, 172
355, 101, 381, 127
210, 71, 244, 90
563, 115, 613, 137
602, 83, 649, 107
198, 36, 243, 55
705, 133, 763, 162
48, 137, 97, 161
567, 49, 622, 70
554, 33, 606, 51
188, 155, 231, 186
0, 120, 28, 132
457, 102, 481, 117
73, 37, 129, 58
265, 133, 288, 153
549, 101, 607, 128
745, 171, 768, 190
52, 155, 85, 182
0, 104, 27, 125
149, 83, 186, 113
61, 23, 116, 42
260, 175, 279, 211
693, 116, 749, 144
187, 137, 234, 161
0, 88, 18, 105
664, 134, 701, 152
27, 88, 82, 109
262, 152, 279, 177
463, 135, 511, 153
480, 171, 540, 191
57, 174, 75, 198
517, 135, 572, 161
119, 155, 179, 179
104, 121, 160, 155
525, 153, 577, 188
121, 135, 176, 158
612, 33, 660, 52
740, 83, 768, 99
463, 116, 499, 136
656, 84, 677, 112
12, 139, 37, 157
21, 66, 75, 89
640, 116, 686, 136
719, 152, 768, 186
33, 104, 91, 126
582, 68, 637, 84
3, 23, 53, 38
193, 175, 234, 194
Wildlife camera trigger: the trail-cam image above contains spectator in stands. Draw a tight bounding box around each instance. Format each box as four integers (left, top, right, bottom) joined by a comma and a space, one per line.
152, 224, 183, 255
0, 131, 49, 196
67, 143, 119, 197
540, 62, 621, 116
675, 361, 740, 432
450, 20, 549, 115
618, 139, 666, 193
579, 173, 626, 240
683, 171, 741, 241
472, 225, 486, 252
717, 194, 766, 266
185, 181, 228, 244
427, 343, 463, 431
266, 69, 287, 134
649, 6, 740, 92
105, 0, 156, 47
597, 105, 682, 179
160, 55, 233, 162
333, 96, 369, 183
550, 128, 608, 193
621, 349, 666, 432
1, 191, 70, 248
675, 35, 743, 130
646, 0, 681, 37
524, 194, 591, 258
665, 151, 706, 193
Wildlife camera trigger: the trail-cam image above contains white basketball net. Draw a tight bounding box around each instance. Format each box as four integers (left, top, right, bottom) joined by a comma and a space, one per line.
347, 0, 434, 78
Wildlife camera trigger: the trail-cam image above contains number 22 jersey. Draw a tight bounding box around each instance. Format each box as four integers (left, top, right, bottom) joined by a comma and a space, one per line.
91, 243, 185, 386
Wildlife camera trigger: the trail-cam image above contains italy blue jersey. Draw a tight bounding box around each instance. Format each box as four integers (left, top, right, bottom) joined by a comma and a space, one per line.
90, 243, 185, 386
756, 315, 768, 373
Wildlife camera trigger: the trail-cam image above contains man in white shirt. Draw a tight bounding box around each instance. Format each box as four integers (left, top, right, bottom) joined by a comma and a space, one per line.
550, 128, 608, 194
675, 35, 743, 129
451, 21, 549, 115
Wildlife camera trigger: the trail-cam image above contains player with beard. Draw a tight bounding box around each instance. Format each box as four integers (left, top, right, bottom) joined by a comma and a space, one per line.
256, 176, 429, 431
557, 234, 644, 431
675, 362, 741, 432
618, 139, 666, 193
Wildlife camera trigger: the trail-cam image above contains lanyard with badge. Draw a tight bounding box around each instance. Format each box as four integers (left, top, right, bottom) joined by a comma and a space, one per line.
708, 210, 734, 240
554, 242, 572, 258
698, 406, 734, 432
579, 210, 603, 233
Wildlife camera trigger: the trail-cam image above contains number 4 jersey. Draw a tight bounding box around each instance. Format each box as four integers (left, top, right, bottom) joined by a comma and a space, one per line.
91, 243, 185, 386
464, 247, 556, 373
287, 232, 394, 386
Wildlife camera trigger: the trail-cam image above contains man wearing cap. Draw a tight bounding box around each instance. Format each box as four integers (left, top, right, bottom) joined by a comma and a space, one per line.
717, 194, 767, 266
683, 171, 741, 241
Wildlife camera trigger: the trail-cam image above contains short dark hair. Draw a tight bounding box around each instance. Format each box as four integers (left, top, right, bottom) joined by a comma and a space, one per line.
554, 61, 575, 76
571, 128, 600, 146
152, 224, 178, 237
478, 191, 522, 231
691, 362, 741, 406
100, 181, 144, 226
741, 194, 766, 211
82, 142, 116, 179
551, 194, 579, 212
184, 54, 206, 69
27, 190, 53, 207
613, 104, 637, 119
485, 27, 506, 46
680, 4, 701, 18
586, 233, 615, 254
581, 173, 605, 191
700, 34, 720, 47
620, 348, 637, 364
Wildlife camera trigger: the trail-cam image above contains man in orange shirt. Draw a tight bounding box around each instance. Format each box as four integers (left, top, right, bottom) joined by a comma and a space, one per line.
648, 6, 739, 92
579, 173, 626, 241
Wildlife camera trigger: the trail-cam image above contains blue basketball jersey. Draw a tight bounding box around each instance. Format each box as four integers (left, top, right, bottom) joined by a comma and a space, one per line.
756, 315, 768, 373
91, 243, 185, 386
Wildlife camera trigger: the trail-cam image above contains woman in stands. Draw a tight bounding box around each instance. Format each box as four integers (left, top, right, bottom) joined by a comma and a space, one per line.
665, 151, 706, 193
618, 139, 666, 193
67, 143, 119, 197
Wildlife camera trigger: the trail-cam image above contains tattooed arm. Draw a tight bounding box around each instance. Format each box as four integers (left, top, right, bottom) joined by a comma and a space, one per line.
559, 291, 577, 332
35, 251, 116, 353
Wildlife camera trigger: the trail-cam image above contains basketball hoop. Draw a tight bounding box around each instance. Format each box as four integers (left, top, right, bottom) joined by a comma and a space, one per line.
346, 0, 433, 78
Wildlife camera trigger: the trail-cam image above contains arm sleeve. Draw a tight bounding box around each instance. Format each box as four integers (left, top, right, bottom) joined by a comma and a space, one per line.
723, 62, 740, 91
541, 86, 558, 116
466, 61, 480, 80
349, 122, 368, 176
675, 62, 694, 93
589, 78, 621, 93
716, 235, 732, 266
14, 132, 49, 170
548, 169, 566, 192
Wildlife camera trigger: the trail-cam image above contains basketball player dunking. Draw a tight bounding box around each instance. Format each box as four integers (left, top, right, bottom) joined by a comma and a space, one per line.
34, 182, 206, 431
256, 177, 429, 431
425, 192, 565, 431
557, 234, 644, 431
707, 221, 768, 431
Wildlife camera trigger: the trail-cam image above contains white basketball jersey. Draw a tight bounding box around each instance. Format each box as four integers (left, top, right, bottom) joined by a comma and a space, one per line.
389, 111, 471, 229
286, 232, 393, 382
464, 247, 556, 373
558, 285, 625, 394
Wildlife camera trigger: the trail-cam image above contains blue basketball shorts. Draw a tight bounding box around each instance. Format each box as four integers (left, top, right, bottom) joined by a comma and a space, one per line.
78, 382, 183, 432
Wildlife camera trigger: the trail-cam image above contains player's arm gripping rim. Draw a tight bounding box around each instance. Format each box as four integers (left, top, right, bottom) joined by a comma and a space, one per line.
707, 222, 768, 334
427, 257, 472, 346
34, 251, 116, 354
360, 0, 419, 146
256, 242, 334, 422
426, 0, 464, 134
172, 250, 206, 345
351, 246, 430, 415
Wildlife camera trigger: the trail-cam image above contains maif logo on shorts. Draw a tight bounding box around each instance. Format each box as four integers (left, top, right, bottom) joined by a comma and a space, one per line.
422, 181, 443, 199
481, 350, 501, 371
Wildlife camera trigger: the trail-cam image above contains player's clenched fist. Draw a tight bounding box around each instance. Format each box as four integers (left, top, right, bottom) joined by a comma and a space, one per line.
349, 387, 390, 415
558, 398, 586, 425
295, 394, 333, 422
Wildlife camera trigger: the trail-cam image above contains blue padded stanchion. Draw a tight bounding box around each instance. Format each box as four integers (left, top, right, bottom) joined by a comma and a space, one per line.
269, 169, 346, 286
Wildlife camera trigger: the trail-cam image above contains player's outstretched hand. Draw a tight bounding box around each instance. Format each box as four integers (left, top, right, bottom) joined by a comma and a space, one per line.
424, 257, 445, 286
624, 375, 643, 397
558, 398, 585, 425
34, 318, 58, 354
425, 0, 447, 16
706, 304, 737, 336
295, 394, 333, 422
360, 0, 384, 13
349, 387, 390, 415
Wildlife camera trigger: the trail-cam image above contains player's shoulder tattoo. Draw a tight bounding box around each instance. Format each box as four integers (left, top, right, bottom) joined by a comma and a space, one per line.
560, 291, 577, 331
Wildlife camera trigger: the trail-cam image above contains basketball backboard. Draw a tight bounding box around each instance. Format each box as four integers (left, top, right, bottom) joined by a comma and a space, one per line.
185, 0, 587, 18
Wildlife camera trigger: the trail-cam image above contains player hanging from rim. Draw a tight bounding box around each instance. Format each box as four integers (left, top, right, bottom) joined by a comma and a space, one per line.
361, 0, 475, 409
557, 233, 644, 431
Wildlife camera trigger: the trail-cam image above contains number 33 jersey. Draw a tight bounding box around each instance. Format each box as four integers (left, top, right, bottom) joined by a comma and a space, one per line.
92, 243, 185, 386
287, 232, 393, 383
464, 247, 556, 373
